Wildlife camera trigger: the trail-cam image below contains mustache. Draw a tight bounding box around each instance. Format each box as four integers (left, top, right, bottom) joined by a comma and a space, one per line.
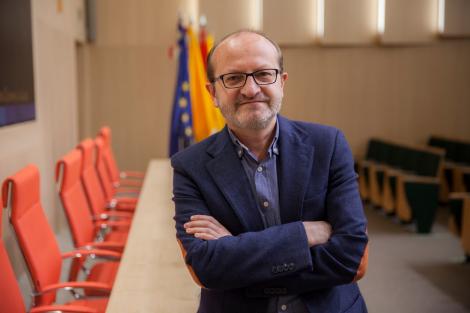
236, 97, 270, 106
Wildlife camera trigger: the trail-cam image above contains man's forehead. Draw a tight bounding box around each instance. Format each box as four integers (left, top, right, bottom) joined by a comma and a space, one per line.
214, 32, 278, 59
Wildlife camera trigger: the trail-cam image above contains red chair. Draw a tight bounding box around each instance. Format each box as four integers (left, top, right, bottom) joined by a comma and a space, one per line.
77, 139, 136, 214
56, 149, 129, 253
0, 195, 98, 313
94, 137, 139, 209
1, 165, 119, 310
98, 126, 144, 188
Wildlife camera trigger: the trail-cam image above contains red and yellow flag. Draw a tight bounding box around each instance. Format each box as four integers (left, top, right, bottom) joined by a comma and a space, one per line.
187, 26, 224, 142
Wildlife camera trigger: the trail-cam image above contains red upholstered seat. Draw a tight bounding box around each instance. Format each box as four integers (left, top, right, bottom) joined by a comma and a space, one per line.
1, 165, 120, 310
77, 140, 136, 216
0, 186, 101, 313
98, 126, 144, 188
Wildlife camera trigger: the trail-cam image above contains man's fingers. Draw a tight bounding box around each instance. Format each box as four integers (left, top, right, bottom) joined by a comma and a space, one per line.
194, 232, 216, 240
184, 220, 220, 233
191, 215, 225, 228
186, 226, 217, 236
185, 215, 233, 239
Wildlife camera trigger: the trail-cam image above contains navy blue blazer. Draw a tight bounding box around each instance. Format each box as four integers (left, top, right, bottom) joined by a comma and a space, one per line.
172, 116, 369, 313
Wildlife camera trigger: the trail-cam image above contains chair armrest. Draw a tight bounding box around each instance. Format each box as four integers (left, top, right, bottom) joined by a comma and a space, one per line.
114, 188, 140, 197
93, 210, 133, 221
443, 161, 459, 169
79, 241, 125, 253
95, 220, 131, 232
384, 167, 405, 177
449, 192, 470, 200
402, 174, 439, 184
120, 171, 144, 179
114, 179, 143, 188
107, 200, 135, 212
34, 281, 112, 297
61, 249, 121, 261
30, 304, 98, 313
456, 165, 470, 174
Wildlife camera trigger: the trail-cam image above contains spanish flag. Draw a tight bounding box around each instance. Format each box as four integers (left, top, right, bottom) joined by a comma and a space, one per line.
187, 26, 225, 143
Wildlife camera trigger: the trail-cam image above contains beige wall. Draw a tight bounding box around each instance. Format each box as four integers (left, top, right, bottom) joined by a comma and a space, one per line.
0, 0, 84, 307
282, 40, 470, 157
80, 0, 470, 170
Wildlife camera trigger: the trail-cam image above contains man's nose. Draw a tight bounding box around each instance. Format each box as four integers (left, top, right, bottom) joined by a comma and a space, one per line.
240, 75, 260, 97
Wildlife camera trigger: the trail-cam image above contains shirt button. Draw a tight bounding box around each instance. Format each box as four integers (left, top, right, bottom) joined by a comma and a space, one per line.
280, 304, 287, 311
257, 166, 263, 172
263, 201, 269, 208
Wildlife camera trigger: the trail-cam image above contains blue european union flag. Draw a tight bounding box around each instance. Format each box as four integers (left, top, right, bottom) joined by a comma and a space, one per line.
169, 23, 194, 156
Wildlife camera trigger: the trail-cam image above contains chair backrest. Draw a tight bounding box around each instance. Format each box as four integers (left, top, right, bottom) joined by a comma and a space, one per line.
56, 149, 96, 248
98, 126, 121, 184
77, 139, 108, 216
415, 150, 443, 177
94, 137, 115, 201
0, 195, 27, 313
1, 165, 62, 305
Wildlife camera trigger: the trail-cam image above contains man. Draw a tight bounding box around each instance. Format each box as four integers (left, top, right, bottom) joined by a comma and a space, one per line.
172, 30, 368, 313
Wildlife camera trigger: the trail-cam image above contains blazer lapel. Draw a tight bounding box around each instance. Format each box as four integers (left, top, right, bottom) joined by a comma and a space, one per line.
206, 129, 265, 232
277, 116, 315, 223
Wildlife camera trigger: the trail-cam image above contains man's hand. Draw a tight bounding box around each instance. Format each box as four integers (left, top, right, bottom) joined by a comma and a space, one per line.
302, 221, 332, 247
184, 215, 232, 240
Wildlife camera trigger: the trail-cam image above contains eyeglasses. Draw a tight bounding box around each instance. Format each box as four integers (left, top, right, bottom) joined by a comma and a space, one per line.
215, 69, 280, 89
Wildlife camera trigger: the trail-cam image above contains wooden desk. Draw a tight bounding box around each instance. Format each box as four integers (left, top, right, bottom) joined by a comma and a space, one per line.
106, 159, 200, 313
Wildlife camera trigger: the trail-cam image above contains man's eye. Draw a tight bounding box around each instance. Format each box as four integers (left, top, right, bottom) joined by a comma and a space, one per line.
225, 75, 244, 83
256, 71, 272, 77
224, 74, 245, 84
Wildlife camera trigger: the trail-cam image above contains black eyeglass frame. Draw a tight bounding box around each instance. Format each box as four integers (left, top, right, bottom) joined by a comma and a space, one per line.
213, 69, 280, 89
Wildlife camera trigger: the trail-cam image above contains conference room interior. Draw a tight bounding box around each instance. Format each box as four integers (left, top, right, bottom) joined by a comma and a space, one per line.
1, 0, 470, 312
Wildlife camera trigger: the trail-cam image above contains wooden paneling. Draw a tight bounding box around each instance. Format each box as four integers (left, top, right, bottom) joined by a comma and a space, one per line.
381, 0, 439, 44
281, 40, 470, 157
440, 0, 470, 36
199, 0, 262, 40
263, 0, 316, 45
321, 0, 377, 45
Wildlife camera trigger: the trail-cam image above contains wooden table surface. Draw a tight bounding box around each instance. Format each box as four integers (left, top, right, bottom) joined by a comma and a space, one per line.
106, 159, 200, 313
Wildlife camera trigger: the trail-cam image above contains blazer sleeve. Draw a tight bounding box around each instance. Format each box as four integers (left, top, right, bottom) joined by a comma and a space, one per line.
172, 158, 314, 290
246, 130, 369, 296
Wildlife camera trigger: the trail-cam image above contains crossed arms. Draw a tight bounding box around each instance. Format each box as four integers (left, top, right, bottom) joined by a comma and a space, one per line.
172, 131, 368, 293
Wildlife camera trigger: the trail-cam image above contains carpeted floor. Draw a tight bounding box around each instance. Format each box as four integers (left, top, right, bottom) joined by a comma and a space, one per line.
359, 204, 470, 313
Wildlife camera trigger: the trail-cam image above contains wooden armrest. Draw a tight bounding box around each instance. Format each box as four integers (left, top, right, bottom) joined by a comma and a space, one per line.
448, 192, 470, 200
402, 175, 439, 184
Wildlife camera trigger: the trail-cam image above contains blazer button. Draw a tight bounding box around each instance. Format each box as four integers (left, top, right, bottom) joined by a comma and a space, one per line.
288, 262, 295, 271
272, 266, 278, 274
283, 263, 288, 271
277, 265, 283, 273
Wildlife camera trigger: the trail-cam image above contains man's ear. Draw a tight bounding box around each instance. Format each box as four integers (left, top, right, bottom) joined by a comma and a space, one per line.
280, 72, 288, 88
206, 83, 218, 107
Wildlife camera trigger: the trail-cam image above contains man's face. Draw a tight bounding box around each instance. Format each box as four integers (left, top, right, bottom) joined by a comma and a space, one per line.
206, 33, 288, 131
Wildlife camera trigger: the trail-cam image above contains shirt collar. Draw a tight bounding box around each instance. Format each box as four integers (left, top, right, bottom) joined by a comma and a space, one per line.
228, 117, 280, 159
